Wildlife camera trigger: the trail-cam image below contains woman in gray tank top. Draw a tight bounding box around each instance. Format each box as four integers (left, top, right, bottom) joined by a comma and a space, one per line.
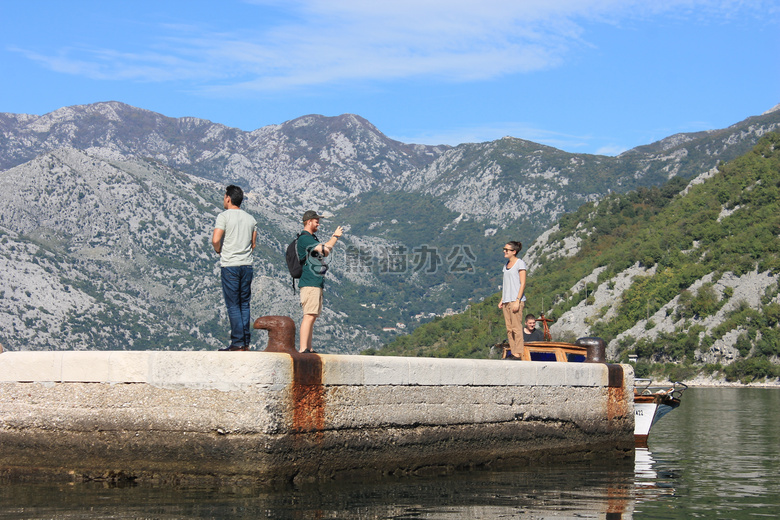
499, 241, 527, 359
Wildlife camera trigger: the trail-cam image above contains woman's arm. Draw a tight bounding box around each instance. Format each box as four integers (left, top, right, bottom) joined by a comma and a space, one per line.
512, 269, 526, 312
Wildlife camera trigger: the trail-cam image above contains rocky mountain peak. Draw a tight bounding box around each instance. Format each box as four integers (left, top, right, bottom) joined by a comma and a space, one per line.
764, 103, 780, 115
1, 102, 779, 353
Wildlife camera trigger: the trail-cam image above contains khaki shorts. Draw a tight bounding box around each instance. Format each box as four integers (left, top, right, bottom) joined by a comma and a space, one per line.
300, 286, 323, 316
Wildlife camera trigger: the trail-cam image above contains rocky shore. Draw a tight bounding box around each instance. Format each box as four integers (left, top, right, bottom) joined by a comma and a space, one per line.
651, 374, 780, 388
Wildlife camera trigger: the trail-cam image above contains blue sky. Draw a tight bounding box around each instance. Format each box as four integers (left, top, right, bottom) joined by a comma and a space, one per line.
2, 0, 778, 155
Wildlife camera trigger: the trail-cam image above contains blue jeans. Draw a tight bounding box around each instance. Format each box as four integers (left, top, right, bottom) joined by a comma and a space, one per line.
221, 265, 253, 348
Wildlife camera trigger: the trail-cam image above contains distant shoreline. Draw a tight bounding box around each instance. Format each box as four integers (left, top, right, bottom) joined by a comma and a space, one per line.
656, 377, 780, 388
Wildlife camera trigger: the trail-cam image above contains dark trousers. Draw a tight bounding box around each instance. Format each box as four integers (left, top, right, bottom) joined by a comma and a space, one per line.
221, 265, 253, 347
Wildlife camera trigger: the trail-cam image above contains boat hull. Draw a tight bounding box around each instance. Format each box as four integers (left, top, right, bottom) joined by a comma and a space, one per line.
633, 394, 681, 447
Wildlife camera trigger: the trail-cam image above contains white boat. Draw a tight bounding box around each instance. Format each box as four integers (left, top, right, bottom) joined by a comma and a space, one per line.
633, 378, 686, 447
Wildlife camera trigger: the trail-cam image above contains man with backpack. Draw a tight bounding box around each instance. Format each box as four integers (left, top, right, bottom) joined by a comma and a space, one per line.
211, 185, 257, 351
296, 210, 343, 353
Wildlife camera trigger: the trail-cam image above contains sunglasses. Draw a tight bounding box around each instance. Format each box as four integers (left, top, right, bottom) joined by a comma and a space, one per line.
502, 248, 515, 252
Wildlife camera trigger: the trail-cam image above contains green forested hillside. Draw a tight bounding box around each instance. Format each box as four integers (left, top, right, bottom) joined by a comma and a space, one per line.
366, 133, 780, 383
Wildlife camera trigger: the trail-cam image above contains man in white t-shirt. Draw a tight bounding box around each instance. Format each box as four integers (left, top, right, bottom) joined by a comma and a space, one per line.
211, 185, 257, 351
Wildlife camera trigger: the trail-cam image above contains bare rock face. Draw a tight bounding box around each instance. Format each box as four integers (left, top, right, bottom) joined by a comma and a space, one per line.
0, 102, 778, 354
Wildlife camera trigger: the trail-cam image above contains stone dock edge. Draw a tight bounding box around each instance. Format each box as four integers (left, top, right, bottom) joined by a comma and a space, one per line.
0, 351, 635, 485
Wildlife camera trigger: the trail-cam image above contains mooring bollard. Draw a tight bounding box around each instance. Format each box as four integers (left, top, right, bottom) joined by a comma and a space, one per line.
253, 315, 297, 354
576, 337, 606, 363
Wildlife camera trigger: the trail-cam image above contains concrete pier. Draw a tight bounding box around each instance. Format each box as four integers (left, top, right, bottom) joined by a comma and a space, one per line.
0, 350, 634, 485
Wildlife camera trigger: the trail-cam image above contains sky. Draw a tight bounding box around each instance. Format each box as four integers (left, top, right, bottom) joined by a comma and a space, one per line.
1, 0, 778, 155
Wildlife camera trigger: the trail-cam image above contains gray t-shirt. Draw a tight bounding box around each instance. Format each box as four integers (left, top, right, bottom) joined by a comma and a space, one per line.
214, 209, 257, 267
501, 258, 527, 303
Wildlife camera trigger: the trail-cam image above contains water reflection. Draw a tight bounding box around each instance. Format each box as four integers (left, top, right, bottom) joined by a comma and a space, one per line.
2, 388, 778, 519
634, 447, 679, 504
634, 448, 657, 481
639, 388, 780, 519
2, 457, 670, 519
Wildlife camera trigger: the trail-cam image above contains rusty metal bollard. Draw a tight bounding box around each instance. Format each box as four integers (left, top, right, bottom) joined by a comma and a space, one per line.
253, 315, 297, 354
576, 337, 606, 363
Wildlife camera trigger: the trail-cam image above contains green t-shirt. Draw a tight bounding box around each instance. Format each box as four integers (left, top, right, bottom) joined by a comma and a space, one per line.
297, 231, 325, 288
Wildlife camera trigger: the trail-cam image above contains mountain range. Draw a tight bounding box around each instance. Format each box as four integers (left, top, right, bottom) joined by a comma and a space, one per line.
1, 101, 778, 352
372, 133, 780, 383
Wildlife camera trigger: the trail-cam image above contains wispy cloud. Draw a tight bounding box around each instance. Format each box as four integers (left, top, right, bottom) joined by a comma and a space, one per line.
11, 45, 212, 82
9, 0, 773, 93
595, 144, 628, 156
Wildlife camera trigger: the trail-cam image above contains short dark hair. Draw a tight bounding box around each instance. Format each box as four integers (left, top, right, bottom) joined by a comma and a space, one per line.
525, 313, 536, 321
506, 240, 522, 252
225, 185, 244, 207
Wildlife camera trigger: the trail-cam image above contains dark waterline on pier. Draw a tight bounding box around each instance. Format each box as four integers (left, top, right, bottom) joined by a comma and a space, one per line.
1, 387, 778, 519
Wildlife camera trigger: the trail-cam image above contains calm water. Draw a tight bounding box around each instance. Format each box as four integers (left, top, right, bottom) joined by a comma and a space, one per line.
1, 387, 778, 519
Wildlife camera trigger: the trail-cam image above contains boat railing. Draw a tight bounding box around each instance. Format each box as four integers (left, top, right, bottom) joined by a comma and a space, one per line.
635, 378, 654, 394
635, 378, 687, 399
670, 381, 688, 399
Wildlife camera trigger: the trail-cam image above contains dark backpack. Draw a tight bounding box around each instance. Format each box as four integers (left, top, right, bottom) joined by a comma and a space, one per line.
285, 233, 303, 293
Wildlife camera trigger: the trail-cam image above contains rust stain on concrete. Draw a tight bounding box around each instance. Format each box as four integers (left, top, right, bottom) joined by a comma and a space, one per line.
606, 364, 623, 388
291, 354, 325, 438
606, 364, 628, 422
254, 314, 326, 437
